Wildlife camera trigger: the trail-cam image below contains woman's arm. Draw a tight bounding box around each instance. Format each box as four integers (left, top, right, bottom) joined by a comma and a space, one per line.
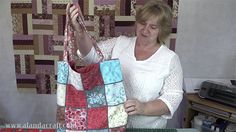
125, 99, 169, 116
77, 37, 118, 64
66, 3, 93, 57
67, 3, 119, 64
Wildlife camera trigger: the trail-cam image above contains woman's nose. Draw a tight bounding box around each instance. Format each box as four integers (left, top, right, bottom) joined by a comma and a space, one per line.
142, 25, 150, 34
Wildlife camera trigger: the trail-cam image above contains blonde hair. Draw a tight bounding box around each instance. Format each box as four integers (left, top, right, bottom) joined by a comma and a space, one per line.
136, 0, 173, 43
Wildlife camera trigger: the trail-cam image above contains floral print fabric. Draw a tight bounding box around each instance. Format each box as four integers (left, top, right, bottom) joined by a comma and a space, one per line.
100, 60, 123, 84
105, 82, 126, 106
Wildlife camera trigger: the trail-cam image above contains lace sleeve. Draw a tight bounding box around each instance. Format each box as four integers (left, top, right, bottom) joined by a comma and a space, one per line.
97, 37, 118, 60
158, 54, 183, 119
77, 37, 117, 64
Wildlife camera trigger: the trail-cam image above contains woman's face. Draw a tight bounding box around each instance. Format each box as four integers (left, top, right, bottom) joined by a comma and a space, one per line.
136, 16, 159, 44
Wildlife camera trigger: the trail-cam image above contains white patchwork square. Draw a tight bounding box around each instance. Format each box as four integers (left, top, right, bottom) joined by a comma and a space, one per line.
57, 83, 66, 106
68, 67, 84, 90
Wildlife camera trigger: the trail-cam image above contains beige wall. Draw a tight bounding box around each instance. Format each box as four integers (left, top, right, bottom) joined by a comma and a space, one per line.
176, 0, 236, 79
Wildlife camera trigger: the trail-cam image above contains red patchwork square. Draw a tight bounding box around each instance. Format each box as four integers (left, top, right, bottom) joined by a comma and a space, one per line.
66, 84, 87, 108
87, 107, 108, 129
78, 63, 104, 90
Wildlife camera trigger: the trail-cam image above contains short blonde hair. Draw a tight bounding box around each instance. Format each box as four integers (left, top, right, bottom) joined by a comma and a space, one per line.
136, 0, 173, 43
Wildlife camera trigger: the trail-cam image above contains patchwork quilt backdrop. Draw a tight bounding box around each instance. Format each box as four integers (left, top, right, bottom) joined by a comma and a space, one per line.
11, 0, 179, 94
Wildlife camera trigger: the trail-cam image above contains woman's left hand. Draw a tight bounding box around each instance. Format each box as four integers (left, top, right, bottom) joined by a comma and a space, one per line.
124, 99, 146, 115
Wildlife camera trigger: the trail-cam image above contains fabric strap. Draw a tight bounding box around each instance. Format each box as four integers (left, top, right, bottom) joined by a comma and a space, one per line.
63, 3, 104, 63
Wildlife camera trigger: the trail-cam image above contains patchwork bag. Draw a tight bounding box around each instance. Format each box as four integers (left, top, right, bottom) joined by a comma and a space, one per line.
56, 3, 128, 132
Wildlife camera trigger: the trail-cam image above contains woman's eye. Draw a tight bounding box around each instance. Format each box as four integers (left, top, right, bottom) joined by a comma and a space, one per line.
140, 22, 146, 25
151, 26, 157, 29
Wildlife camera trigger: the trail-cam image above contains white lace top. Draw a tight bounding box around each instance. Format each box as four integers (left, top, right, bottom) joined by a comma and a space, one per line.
77, 36, 183, 128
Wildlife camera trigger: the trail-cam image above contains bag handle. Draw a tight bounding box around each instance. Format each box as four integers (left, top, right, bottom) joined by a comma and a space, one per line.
63, 3, 104, 63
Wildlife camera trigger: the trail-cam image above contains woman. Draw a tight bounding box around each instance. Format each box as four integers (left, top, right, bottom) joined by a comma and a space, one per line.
66, 0, 183, 128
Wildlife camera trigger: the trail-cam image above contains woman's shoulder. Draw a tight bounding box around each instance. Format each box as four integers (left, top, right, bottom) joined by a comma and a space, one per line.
114, 35, 136, 48
157, 45, 181, 65
159, 45, 178, 58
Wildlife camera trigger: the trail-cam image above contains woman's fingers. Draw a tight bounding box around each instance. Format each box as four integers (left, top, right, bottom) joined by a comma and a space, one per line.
124, 100, 137, 115
124, 99, 145, 115
125, 105, 136, 115
77, 4, 84, 22
66, 3, 78, 22
66, 3, 83, 32
70, 7, 78, 21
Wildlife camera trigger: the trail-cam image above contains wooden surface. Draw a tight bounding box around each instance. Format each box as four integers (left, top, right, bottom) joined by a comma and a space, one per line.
184, 93, 236, 128
187, 93, 236, 114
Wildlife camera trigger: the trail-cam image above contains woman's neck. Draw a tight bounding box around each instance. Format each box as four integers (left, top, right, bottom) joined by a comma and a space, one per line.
134, 40, 161, 61
136, 40, 160, 50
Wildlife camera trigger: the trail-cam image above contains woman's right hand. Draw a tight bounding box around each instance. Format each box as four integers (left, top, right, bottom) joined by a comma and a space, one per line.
66, 3, 84, 33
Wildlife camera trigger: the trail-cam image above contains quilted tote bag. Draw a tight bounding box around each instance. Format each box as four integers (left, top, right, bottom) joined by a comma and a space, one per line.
56, 3, 128, 132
